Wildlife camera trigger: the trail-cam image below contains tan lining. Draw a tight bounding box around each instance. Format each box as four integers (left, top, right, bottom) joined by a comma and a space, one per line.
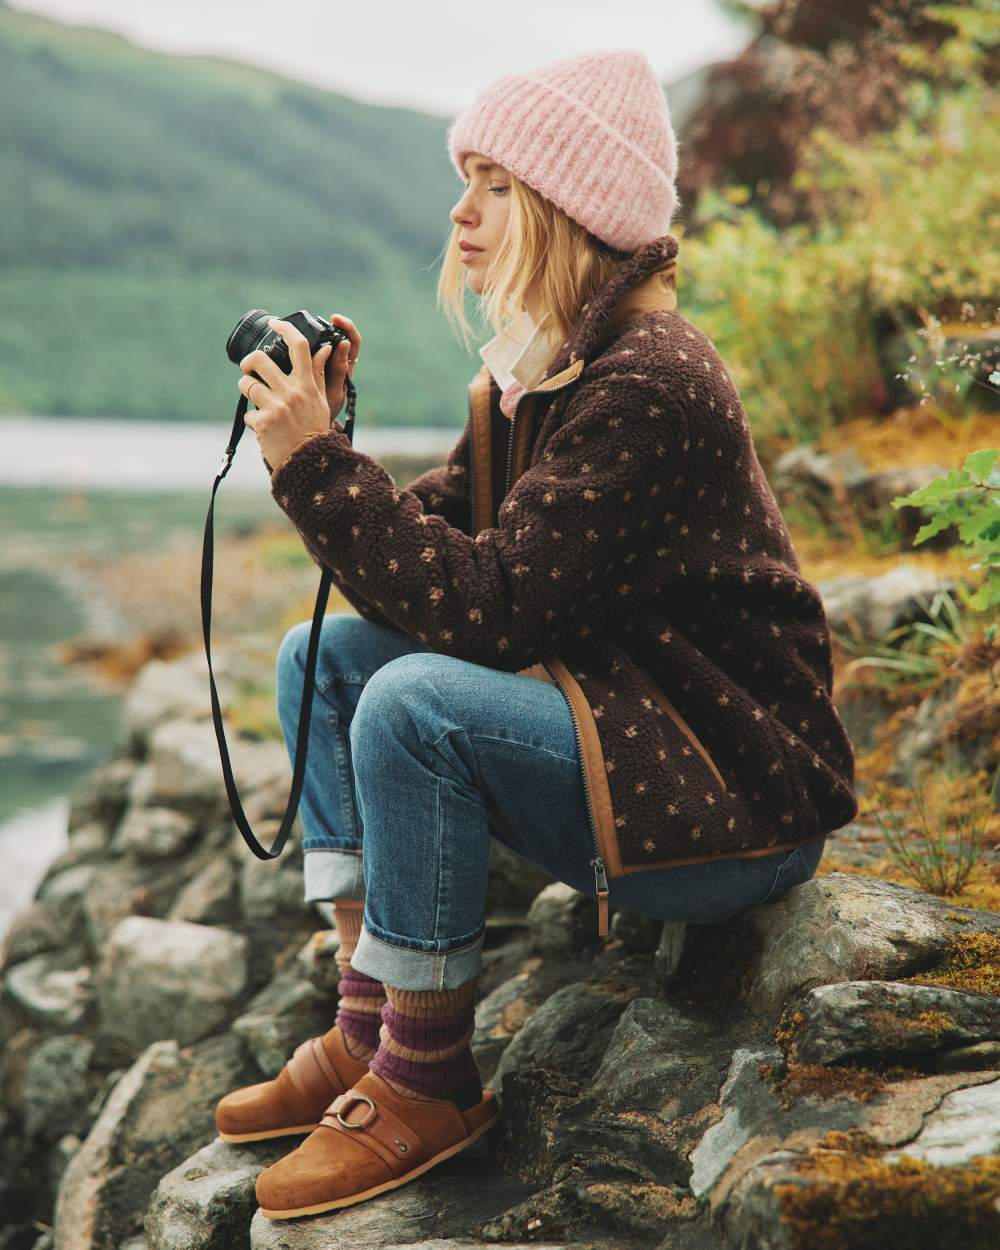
469, 366, 494, 535
543, 657, 622, 877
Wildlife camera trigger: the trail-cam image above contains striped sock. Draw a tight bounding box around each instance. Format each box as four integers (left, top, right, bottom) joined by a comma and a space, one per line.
368, 977, 484, 1111
333, 900, 385, 1062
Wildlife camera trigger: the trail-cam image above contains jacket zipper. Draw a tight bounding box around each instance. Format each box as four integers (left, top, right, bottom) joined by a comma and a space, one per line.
503, 369, 607, 934
541, 660, 610, 938
504, 368, 583, 498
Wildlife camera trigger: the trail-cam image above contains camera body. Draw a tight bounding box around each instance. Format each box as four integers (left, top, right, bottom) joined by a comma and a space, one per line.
225, 308, 348, 383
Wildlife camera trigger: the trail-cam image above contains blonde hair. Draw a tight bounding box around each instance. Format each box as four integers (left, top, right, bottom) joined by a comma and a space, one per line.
436, 169, 632, 358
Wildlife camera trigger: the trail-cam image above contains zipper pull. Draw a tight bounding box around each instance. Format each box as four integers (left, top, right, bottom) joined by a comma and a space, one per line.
591, 855, 609, 938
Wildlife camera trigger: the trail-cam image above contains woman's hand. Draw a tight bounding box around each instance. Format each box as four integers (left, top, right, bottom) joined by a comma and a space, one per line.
239, 317, 337, 473
322, 313, 361, 422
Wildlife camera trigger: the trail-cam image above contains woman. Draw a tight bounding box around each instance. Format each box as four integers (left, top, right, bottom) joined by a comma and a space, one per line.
215, 48, 857, 1220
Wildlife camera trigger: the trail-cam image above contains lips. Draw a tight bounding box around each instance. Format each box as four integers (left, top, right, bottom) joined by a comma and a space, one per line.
460, 243, 484, 253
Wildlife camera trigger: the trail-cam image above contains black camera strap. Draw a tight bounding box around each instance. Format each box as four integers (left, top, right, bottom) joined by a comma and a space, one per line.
200, 378, 357, 860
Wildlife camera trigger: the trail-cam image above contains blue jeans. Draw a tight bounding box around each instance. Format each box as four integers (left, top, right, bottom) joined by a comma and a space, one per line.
276, 613, 826, 991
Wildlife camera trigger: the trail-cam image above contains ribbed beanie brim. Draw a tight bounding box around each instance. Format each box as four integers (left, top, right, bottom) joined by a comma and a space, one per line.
447, 49, 679, 253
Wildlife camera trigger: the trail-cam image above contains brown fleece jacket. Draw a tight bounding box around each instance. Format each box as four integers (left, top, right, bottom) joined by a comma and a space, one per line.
266, 234, 858, 872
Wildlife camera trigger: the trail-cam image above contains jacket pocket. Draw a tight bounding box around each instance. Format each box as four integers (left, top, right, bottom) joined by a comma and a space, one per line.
632, 664, 727, 794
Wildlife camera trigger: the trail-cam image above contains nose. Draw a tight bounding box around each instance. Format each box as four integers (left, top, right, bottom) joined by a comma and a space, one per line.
450, 189, 476, 228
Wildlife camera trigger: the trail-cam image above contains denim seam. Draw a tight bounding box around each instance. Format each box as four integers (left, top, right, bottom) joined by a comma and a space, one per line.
318, 670, 376, 696
469, 733, 578, 766
361, 917, 486, 957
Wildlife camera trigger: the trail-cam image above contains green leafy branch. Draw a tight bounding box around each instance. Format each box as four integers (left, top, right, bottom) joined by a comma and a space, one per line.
891, 447, 1000, 613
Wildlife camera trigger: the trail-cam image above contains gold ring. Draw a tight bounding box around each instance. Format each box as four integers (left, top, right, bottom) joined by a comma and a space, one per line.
335, 1092, 377, 1129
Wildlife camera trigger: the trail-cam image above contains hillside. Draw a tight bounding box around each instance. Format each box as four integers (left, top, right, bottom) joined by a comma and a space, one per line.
0, 1, 479, 425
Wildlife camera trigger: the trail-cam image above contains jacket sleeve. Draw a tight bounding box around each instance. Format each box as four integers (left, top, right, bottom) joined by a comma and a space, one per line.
264, 419, 472, 630
268, 370, 689, 671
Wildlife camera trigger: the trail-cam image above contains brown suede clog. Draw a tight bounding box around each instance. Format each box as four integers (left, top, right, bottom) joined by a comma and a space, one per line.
215, 1024, 372, 1143
255, 1069, 502, 1218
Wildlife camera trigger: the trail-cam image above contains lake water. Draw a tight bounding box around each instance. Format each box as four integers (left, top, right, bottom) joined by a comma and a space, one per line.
0, 415, 460, 941
0, 415, 460, 491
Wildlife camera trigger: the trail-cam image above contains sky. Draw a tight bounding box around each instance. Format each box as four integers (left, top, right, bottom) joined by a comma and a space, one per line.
7, 0, 756, 117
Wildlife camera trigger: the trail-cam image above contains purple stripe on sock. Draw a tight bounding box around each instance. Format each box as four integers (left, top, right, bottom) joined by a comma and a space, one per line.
377, 1005, 473, 1048
335, 1007, 382, 1050
338, 967, 385, 996
370, 1043, 482, 1100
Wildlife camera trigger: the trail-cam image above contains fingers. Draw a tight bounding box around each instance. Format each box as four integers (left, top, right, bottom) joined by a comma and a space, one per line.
239, 348, 283, 388
329, 314, 361, 370
268, 317, 311, 374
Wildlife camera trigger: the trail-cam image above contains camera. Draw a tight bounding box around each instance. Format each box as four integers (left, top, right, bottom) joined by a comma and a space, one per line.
225, 307, 349, 385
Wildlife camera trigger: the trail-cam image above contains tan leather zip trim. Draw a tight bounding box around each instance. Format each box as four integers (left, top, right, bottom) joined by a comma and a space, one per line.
545, 657, 622, 878
617, 830, 828, 874
469, 367, 494, 536
516, 662, 554, 684
633, 663, 727, 793
537, 356, 586, 390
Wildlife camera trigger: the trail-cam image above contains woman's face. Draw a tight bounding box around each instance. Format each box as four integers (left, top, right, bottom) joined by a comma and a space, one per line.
450, 152, 511, 295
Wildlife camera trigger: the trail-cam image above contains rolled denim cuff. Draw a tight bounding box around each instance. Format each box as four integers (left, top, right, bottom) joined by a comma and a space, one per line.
303, 847, 365, 902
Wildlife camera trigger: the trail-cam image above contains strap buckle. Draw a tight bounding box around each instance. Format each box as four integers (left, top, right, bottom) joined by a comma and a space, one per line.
331, 1091, 377, 1129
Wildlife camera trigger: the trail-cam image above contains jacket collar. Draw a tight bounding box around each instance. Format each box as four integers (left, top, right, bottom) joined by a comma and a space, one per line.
478, 234, 680, 395
558, 233, 680, 372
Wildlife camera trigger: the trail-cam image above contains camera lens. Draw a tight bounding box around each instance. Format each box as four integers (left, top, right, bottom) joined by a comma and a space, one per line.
226, 309, 273, 365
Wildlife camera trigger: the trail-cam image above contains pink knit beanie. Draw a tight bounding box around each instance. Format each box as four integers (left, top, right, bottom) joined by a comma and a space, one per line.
446, 49, 679, 254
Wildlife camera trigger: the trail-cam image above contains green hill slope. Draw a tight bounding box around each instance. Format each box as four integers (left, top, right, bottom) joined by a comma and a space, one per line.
0, 1, 479, 426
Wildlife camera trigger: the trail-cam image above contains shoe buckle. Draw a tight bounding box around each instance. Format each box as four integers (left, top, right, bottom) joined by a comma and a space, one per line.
331, 1091, 377, 1129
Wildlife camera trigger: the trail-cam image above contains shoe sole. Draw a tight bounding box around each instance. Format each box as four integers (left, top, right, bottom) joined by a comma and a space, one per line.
258, 1101, 501, 1218
219, 1122, 319, 1143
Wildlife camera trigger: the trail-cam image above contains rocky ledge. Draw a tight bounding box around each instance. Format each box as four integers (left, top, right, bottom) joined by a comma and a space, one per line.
2, 650, 1000, 1250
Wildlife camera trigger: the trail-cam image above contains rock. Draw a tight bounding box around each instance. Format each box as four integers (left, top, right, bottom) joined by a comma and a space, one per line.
47, 821, 111, 872
714, 1070, 1000, 1249
122, 653, 236, 754
488, 981, 636, 1095
688, 1045, 787, 1201
146, 720, 290, 816
653, 920, 688, 990
36, 863, 100, 909
486, 837, 554, 913
938, 1039, 1000, 1072
3, 948, 94, 1030
743, 871, 1000, 1019
525, 883, 601, 955
110, 807, 199, 861
145, 1138, 263, 1250
238, 839, 309, 927
296, 929, 342, 993
230, 964, 334, 1077
80, 858, 161, 954
165, 855, 240, 927
1, 898, 80, 970
52, 1033, 256, 1250
473, 957, 548, 1082
588, 997, 723, 1115
609, 908, 663, 953
80, 849, 227, 956
95, 916, 249, 1050
22, 1034, 96, 1143
65, 757, 138, 838
247, 1136, 534, 1250
817, 563, 955, 643
882, 1075, 1000, 1165
787, 980, 1000, 1065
